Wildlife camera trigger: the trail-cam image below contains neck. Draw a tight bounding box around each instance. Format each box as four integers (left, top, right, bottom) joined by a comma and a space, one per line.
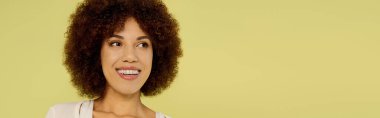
93, 86, 148, 116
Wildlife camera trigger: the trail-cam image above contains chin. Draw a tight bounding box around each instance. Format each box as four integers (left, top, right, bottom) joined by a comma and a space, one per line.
117, 87, 142, 95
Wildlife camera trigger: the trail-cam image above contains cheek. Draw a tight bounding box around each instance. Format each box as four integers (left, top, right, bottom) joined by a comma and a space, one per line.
146, 50, 153, 68
101, 48, 120, 68
138, 49, 153, 68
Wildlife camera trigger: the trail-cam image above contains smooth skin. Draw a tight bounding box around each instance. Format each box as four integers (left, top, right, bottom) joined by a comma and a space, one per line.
94, 17, 155, 118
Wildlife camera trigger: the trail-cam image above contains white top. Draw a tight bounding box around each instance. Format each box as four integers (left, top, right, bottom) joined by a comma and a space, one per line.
46, 100, 170, 118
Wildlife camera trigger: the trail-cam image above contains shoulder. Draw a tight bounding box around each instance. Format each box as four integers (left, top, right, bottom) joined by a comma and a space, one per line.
45, 101, 84, 118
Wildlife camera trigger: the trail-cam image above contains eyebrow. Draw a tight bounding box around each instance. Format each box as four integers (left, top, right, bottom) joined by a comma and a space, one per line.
111, 34, 150, 40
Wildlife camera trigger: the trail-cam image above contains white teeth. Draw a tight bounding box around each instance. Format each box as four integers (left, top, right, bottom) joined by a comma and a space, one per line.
118, 70, 139, 75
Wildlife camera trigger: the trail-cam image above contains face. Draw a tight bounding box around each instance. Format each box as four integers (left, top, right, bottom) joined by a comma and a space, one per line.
100, 17, 153, 95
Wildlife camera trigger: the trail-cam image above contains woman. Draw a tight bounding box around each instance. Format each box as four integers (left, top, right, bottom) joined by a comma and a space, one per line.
46, 0, 182, 118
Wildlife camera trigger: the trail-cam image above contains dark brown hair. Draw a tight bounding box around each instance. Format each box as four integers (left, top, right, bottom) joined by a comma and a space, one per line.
64, 0, 182, 98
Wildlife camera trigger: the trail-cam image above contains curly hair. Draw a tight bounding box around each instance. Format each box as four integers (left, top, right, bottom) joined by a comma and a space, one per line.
64, 0, 182, 98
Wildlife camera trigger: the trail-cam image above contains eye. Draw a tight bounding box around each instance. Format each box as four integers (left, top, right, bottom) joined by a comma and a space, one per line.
109, 42, 121, 47
137, 42, 149, 48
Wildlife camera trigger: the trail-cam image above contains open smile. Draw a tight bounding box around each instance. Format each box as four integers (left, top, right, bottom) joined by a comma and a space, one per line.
116, 66, 141, 80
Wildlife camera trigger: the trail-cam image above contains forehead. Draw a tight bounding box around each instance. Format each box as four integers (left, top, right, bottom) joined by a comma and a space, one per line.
107, 18, 151, 41
114, 18, 147, 37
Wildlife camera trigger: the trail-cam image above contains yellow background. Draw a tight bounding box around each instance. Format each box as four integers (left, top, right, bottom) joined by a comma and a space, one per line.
0, 0, 379, 117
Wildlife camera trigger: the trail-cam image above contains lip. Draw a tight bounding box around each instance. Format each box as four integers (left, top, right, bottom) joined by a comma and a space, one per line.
117, 72, 139, 80
116, 66, 141, 80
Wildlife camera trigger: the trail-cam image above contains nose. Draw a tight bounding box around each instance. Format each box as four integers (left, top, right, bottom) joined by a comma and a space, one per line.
121, 46, 138, 63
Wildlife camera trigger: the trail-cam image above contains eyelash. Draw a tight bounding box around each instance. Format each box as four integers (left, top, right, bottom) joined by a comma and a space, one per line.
109, 42, 149, 48
110, 42, 121, 47
137, 43, 149, 48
